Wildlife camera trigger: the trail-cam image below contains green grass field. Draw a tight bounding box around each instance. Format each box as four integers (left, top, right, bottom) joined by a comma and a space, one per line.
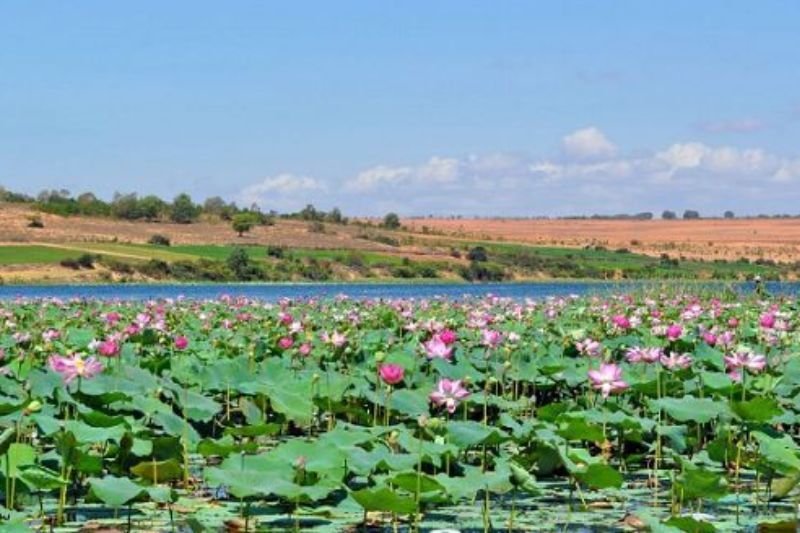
0, 240, 784, 281
0, 245, 82, 265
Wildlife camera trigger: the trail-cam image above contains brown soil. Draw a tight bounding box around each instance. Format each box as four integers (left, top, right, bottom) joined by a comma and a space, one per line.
403, 217, 800, 262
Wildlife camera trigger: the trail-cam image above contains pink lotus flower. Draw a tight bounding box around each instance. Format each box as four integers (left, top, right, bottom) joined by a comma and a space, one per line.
423, 335, 453, 360
328, 331, 347, 348
587, 363, 628, 398
611, 315, 631, 330
481, 329, 503, 349
278, 337, 294, 350
728, 318, 739, 328
724, 351, 766, 380
717, 330, 736, 348
97, 339, 120, 357
759, 313, 776, 329
48, 354, 104, 384
430, 379, 470, 413
105, 312, 121, 324
379, 364, 404, 385
666, 324, 683, 341
299, 342, 312, 356
42, 329, 61, 343
174, 336, 189, 350
576, 339, 602, 357
660, 352, 692, 370
439, 329, 457, 345
702, 332, 717, 345
625, 346, 662, 364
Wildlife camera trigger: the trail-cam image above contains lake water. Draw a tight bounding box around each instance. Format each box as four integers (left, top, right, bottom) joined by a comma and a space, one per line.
0, 281, 793, 301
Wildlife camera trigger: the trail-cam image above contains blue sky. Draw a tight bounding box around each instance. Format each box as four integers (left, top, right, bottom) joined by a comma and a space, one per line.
1, 1, 799, 216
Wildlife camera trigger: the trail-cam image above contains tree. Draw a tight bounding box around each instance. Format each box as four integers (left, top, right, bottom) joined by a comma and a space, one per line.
382, 212, 401, 229
170, 193, 200, 224
226, 247, 262, 281
112, 193, 142, 220
232, 213, 257, 237
467, 246, 488, 262
327, 207, 345, 224
682, 209, 701, 220
138, 195, 167, 221
661, 210, 677, 220
203, 196, 227, 216
724, 210, 735, 219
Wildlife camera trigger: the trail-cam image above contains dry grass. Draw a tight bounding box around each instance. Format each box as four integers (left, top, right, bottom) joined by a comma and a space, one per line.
404, 217, 800, 262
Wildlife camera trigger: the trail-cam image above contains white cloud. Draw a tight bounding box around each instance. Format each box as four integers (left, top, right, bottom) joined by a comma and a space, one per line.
561, 126, 617, 160
346, 165, 412, 192
239, 173, 327, 209
251, 130, 800, 216
774, 159, 800, 183
656, 142, 708, 169
417, 157, 460, 184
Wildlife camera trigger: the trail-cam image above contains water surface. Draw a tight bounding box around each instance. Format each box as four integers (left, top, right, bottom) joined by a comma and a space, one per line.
0, 281, 792, 301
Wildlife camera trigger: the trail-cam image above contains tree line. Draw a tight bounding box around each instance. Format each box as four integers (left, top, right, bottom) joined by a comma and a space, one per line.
0, 187, 348, 226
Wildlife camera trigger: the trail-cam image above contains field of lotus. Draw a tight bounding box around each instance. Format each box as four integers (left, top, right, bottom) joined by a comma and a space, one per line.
1, 290, 800, 531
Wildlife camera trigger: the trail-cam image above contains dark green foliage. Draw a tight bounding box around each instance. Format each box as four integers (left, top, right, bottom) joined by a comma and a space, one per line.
460, 261, 507, 281
226, 248, 264, 281
169, 194, 200, 224
266, 245, 287, 258
382, 212, 401, 230
467, 246, 488, 262
232, 213, 258, 236
148, 234, 171, 246
27, 215, 44, 228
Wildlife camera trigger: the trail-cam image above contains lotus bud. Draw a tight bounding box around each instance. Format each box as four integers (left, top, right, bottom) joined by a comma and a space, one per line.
311, 372, 320, 383
488, 376, 499, 385
503, 361, 512, 370
388, 431, 399, 444
417, 414, 429, 428
427, 417, 443, 430
375, 351, 385, 363
24, 400, 42, 415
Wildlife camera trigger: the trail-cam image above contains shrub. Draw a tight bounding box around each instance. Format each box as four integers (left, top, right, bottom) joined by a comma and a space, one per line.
661, 210, 677, 220
381, 212, 401, 230
76, 254, 98, 269
266, 245, 287, 258
307, 221, 326, 233
226, 248, 264, 281
467, 246, 489, 262
460, 261, 506, 282
148, 234, 171, 246
102, 258, 134, 274
27, 215, 44, 228
59, 259, 81, 270
137, 259, 171, 279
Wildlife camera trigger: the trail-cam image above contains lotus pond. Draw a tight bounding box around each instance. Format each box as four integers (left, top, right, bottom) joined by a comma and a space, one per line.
1, 291, 800, 531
